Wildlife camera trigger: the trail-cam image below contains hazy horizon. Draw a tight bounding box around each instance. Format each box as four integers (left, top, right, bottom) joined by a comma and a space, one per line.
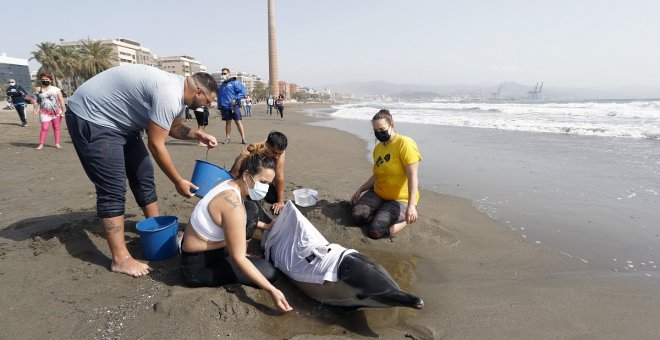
5, 0, 660, 89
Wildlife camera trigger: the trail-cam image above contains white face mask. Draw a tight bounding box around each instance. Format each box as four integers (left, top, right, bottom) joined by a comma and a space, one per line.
220, 74, 228, 81
8, 82, 15, 86
246, 175, 269, 200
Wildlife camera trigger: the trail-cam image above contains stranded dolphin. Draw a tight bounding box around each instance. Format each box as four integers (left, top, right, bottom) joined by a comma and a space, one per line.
261, 201, 423, 310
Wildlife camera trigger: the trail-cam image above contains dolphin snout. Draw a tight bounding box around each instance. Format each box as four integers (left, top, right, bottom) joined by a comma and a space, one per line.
414, 298, 424, 310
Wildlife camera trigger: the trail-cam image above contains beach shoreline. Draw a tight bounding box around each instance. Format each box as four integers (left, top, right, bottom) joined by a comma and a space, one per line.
1, 103, 660, 339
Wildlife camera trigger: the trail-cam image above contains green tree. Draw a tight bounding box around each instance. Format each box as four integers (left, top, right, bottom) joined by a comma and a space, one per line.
57, 45, 81, 94
78, 40, 117, 80
292, 91, 310, 102
252, 81, 269, 102
30, 42, 63, 86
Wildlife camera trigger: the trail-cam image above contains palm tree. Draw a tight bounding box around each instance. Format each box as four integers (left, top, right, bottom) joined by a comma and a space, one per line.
30, 42, 62, 85
268, 0, 279, 96
78, 39, 117, 80
57, 45, 80, 93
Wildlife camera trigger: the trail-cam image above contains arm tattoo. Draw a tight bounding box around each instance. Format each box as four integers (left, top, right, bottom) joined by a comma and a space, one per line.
220, 191, 240, 208
102, 220, 122, 234
177, 124, 191, 139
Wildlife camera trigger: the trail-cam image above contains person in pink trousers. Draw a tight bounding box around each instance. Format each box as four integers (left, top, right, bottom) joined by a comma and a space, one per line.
34, 72, 67, 150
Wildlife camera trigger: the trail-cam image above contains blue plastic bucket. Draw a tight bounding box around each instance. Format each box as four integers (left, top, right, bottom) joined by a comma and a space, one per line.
135, 216, 179, 261
190, 160, 233, 198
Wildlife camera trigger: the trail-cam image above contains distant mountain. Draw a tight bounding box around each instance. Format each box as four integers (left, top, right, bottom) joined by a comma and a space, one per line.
316, 80, 660, 100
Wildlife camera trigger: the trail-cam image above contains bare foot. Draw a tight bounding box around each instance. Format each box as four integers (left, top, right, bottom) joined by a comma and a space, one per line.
389, 221, 408, 235
35, 144, 43, 150
111, 256, 152, 277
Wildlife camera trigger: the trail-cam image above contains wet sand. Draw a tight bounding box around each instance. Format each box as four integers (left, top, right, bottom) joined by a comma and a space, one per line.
1, 103, 660, 339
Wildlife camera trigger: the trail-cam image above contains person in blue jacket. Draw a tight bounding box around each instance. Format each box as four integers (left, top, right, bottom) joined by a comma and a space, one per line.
5, 79, 29, 126
217, 68, 247, 144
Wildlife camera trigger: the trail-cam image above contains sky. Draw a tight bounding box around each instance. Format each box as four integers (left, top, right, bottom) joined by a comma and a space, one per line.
5, 0, 660, 89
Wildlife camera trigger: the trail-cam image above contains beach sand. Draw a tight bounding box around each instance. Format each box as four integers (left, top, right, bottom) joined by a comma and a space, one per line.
1, 103, 660, 339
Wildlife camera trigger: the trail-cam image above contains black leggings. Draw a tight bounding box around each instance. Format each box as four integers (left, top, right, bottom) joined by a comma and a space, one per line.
180, 246, 278, 287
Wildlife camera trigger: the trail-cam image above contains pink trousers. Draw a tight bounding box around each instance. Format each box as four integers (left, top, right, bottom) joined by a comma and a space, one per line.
39, 116, 62, 145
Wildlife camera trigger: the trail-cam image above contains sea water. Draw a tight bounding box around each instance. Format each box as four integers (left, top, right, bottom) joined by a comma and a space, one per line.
306, 99, 660, 278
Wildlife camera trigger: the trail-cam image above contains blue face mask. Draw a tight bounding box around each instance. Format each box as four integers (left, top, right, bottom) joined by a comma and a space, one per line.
247, 175, 269, 200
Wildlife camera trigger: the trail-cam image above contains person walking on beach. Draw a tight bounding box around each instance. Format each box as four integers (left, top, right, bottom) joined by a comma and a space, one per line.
229, 131, 288, 214
217, 68, 247, 144
35, 73, 67, 150
244, 95, 253, 116
275, 94, 285, 119
350, 109, 422, 239
266, 95, 274, 116
194, 106, 210, 146
180, 152, 293, 312
5, 78, 30, 127
65, 64, 219, 277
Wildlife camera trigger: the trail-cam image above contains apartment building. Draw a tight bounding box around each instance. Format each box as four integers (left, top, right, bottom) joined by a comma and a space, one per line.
277, 80, 301, 98
210, 71, 266, 95
236, 72, 265, 94
61, 38, 157, 67
158, 55, 206, 77
59, 38, 206, 77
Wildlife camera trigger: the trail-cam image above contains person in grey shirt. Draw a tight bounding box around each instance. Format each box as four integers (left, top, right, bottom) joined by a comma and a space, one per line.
66, 64, 219, 277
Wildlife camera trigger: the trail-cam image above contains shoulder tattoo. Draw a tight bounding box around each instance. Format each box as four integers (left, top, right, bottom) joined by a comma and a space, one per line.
220, 191, 240, 208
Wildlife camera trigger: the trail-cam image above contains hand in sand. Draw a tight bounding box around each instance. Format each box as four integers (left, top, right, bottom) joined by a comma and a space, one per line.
269, 288, 293, 312
349, 190, 362, 205
111, 256, 153, 277
405, 204, 418, 224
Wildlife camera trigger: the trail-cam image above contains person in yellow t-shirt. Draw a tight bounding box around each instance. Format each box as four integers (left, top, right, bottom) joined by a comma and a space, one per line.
350, 109, 422, 239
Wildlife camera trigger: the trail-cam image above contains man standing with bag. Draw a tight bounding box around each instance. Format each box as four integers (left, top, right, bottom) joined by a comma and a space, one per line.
5, 79, 29, 127
66, 64, 219, 277
217, 68, 247, 144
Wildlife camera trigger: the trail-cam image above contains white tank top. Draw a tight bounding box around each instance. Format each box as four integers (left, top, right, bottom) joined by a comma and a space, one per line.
189, 180, 242, 242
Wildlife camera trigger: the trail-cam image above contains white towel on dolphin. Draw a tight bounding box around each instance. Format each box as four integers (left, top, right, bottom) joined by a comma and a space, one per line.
262, 201, 357, 284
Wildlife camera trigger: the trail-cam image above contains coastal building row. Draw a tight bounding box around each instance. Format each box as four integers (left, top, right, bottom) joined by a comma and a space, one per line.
60, 38, 207, 76
3, 37, 338, 99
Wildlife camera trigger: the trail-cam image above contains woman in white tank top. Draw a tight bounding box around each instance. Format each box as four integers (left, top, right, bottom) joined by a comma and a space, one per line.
180, 152, 293, 313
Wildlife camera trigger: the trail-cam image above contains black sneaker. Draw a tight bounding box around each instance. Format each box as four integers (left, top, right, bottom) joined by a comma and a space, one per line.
241, 139, 247, 144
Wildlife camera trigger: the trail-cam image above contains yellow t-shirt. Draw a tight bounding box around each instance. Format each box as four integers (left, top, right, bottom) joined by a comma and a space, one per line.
372, 134, 422, 203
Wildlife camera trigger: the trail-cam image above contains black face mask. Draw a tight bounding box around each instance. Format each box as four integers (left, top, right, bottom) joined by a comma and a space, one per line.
374, 129, 391, 143
41, 80, 51, 86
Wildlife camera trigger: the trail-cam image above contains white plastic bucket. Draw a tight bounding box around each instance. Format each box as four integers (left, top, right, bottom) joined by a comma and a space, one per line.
293, 188, 318, 207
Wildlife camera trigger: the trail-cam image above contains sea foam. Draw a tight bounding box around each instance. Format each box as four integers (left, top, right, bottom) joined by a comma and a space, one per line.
328, 99, 660, 139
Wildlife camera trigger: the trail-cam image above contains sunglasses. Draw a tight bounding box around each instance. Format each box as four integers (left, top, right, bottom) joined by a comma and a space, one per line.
199, 89, 212, 106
